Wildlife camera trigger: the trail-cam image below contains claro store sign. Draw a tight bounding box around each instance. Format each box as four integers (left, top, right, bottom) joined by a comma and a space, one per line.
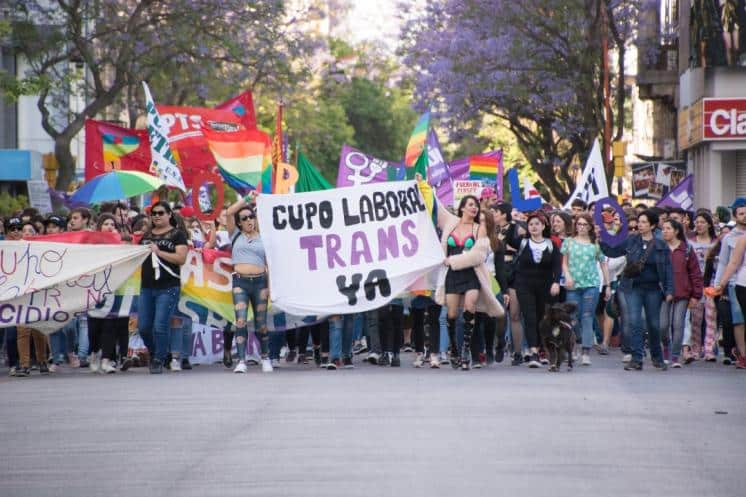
704, 98, 746, 140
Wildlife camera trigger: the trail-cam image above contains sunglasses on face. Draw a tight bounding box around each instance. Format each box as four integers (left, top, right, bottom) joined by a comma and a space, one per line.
240, 214, 255, 221
151, 210, 167, 217
8, 226, 21, 232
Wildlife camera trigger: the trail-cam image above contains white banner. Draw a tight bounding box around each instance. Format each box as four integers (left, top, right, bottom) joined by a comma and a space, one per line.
143, 82, 187, 191
257, 181, 443, 315
0, 241, 149, 333
564, 139, 609, 208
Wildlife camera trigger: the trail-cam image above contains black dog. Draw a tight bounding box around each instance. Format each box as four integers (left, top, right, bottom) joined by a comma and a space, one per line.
539, 302, 577, 372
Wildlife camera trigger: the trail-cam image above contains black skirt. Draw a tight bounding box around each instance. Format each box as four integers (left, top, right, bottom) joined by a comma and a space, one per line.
445, 267, 481, 294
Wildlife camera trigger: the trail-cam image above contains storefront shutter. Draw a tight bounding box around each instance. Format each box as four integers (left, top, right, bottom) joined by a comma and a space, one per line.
737, 151, 746, 198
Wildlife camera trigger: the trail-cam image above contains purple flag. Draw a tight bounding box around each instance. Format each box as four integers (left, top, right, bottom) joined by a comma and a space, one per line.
656, 175, 694, 210
336, 144, 403, 187
426, 129, 454, 204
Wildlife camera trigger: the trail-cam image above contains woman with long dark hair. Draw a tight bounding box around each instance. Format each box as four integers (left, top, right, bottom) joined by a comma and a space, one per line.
87, 214, 130, 374
660, 219, 703, 368
434, 194, 505, 370
225, 193, 272, 373
686, 212, 717, 361
620, 210, 673, 371
513, 212, 561, 368
137, 201, 188, 374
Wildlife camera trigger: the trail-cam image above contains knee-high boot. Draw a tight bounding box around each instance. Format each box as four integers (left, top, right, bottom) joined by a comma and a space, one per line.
447, 317, 459, 368
462, 310, 475, 370
495, 314, 507, 362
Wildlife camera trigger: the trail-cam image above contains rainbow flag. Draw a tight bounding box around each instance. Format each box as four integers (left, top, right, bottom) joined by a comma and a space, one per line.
469, 155, 499, 181
404, 112, 430, 177
202, 125, 271, 194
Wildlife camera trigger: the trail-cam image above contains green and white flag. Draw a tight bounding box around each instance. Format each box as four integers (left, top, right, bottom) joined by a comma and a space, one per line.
143, 82, 186, 191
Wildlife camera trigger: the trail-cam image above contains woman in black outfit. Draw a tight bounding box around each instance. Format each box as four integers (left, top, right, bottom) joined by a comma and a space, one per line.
513, 211, 562, 368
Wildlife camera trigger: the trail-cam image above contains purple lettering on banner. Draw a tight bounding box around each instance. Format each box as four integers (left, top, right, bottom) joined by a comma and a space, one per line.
401, 219, 419, 257
212, 328, 224, 354
193, 329, 206, 356
299, 235, 323, 270
350, 231, 373, 266
377, 225, 399, 261
326, 234, 346, 269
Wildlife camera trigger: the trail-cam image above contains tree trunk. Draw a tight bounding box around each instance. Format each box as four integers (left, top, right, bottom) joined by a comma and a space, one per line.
54, 136, 77, 193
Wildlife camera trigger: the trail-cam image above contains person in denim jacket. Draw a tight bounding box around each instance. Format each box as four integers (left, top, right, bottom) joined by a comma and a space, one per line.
618, 210, 674, 371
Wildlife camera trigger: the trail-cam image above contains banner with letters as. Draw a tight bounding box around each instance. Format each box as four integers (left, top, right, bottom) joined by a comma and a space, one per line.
257, 180, 443, 316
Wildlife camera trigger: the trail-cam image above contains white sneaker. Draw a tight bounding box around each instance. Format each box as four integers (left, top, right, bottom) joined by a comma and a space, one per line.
270, 358, 281, 368
439, 352, 450, 365
622, 354, 632, 363
233, 361, 247, 373
413, 353, 424, 368
170, 358, 181, 372
429, 353, 441, 368
581, 354, 591, 366
88, 353, 100, 373
366, 352, 380, 364
261, 359, 273, 373
100, 359, 116, 374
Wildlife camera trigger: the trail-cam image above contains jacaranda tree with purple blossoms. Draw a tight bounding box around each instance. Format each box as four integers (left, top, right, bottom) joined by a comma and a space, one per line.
401, 0, 639, 203
0, 0, 318, 191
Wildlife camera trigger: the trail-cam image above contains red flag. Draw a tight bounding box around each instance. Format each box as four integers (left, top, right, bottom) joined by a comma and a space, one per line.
154, 105, 242, 186
85, 119, 151, 181
215, 90, 257, 130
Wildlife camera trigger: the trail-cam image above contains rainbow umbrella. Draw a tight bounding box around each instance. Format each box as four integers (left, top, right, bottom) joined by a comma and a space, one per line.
70, 170, 164, 205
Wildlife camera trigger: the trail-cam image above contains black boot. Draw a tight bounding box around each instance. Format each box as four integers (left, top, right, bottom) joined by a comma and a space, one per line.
461, 311, 475, 370
447, 317, 460, 369
495, 314, 506, 363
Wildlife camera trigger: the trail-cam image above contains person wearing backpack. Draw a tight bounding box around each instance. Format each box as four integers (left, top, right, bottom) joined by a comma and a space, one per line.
660, 219, 704, 368
619, 210, 673, 371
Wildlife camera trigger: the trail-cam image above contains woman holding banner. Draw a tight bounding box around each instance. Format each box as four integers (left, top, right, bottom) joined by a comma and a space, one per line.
225, 193, 273, 374
431, 187, 505, 370
138, 201, 188, 374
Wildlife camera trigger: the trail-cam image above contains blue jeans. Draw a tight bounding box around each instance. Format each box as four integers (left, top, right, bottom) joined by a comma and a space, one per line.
660, 299, 688, 360
232, 274, 269, 360
76, 315, 89, 360
170, 314, 192, 358
566, 287, 600, 350
623, 287, 664, 363
329, 314, 354, 360
49, 326, 69, 364
138, 286, 180, 362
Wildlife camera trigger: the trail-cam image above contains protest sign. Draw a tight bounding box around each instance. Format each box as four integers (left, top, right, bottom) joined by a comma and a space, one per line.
257, 181, 443, 315
452, 180, 483, 207
0, 240, 149, 333
26, 180, 53, 213
631, 161, 687, 199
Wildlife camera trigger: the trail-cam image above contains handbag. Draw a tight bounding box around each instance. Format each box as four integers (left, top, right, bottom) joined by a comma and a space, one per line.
623, 237, 656, 278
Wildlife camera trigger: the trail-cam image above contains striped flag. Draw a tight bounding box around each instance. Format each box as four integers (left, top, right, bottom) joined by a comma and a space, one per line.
404, 112, 430, 177
202, 125, 271, 195
469, 155, 499, 182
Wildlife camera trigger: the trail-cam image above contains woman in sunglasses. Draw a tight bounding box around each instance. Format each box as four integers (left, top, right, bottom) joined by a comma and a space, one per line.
138, 201, 188, 374
225, 193, 273, 373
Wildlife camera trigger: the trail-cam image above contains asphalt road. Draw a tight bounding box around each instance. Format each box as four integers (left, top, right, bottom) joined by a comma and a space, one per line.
1, 351, 744, 497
